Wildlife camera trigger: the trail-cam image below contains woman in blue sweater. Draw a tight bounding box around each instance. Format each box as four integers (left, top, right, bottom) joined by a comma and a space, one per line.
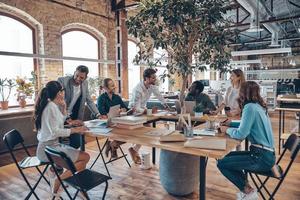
218, 81, 275, 200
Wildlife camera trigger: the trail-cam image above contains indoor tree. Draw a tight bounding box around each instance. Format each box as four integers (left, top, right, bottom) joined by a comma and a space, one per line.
126, 0, 233, 105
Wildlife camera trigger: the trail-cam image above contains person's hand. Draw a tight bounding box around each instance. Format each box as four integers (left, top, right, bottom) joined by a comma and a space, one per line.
69, 119, 83, 126
210, 110, 218, 115
71, 126, 88, 133
152, 106, 158, 114
100, 115, 108, 119
219, 126, 229, 134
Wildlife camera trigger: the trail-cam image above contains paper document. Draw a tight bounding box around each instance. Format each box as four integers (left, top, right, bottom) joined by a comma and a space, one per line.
145, 129, 175, 137
87, 127, 112, 135
193, 129, 216, 136
84, 120, 107, 128
108, 104, 120, 118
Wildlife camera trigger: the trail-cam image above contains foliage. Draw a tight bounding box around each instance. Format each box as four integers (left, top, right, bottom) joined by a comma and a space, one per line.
126, 0, 234, 103
15, 77, 34, 100
88, 77, 104, 97
0, 78, 16, 102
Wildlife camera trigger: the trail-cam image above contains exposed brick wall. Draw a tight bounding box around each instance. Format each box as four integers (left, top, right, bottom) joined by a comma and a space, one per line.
0, 0, 117, 88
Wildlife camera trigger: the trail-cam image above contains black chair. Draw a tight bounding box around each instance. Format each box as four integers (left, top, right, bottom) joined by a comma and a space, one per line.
247, 134, 300, 200
45, 146, 111, 200
3, 129, 50, 200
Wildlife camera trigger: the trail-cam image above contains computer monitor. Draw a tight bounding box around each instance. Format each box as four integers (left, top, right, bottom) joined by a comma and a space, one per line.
199, 79, 209, 87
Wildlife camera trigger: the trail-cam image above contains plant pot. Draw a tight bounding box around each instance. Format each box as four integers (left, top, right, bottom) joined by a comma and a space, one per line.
19, 99, 26, 108
0, 101, 9, 110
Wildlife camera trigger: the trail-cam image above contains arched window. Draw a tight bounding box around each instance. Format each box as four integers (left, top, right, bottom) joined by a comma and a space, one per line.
0, 14, 35, 105
128, 40, 141, 97
62, 30, 99, 77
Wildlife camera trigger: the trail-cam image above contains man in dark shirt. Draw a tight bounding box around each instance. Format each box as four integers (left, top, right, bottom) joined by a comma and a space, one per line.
185, 80, 216, 114
97, 78, 128, 158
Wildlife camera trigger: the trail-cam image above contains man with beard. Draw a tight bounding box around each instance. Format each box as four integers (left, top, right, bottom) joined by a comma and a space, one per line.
128, 68, 169, 164
58, 65, 101, 150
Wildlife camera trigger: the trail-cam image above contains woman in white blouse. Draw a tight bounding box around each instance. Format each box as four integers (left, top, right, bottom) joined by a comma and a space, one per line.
34, 81, 90, 196
214, 69, 245, 117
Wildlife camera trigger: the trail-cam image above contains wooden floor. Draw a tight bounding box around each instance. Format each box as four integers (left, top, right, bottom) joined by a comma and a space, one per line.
0, 113, 299, 200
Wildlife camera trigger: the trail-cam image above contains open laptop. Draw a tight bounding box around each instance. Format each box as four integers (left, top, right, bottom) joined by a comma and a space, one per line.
107, 104, 120, 118
175, 100, 196, 115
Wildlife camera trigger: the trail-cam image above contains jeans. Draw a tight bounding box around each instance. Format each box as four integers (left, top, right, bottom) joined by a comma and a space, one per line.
217, 146, 276, 191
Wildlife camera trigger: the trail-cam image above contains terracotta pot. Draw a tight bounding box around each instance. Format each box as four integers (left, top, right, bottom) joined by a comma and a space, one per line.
0, 101, 9, 110
19, 99, 26, 108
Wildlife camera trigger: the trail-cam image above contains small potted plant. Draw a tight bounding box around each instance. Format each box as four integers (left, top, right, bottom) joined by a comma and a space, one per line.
15, 77, 34, 108
193, 104, 205, 117
0, 78, 15, 110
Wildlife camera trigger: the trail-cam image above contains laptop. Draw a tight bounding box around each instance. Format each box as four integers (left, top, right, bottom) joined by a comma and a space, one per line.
107, 104, 120, 118
175, 100, 196, 115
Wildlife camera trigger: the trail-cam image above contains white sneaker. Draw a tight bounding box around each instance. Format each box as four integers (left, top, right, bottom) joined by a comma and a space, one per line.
241, 190, 258, 200
236, 191, 245, 200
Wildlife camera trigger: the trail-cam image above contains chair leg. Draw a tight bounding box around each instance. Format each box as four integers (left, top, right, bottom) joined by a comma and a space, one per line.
255, 174, 272, 198
102, 181, 109, 200
36, 164, 50, 185
249, 173, 266, 200
26, 165, 50, 199
17, 167, 40, 200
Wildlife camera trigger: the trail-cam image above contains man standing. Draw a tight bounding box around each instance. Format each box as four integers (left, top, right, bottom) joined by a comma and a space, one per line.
128, 68, 169, 164
58, 65, 101, 150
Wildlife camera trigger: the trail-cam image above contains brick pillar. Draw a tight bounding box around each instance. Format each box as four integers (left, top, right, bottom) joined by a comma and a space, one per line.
120, 10, 128, 98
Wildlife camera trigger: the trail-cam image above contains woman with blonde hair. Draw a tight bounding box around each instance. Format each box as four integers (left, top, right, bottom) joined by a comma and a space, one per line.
214, 69, 245, 117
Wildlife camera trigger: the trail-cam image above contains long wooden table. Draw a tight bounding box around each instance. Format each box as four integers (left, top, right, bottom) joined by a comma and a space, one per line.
86, 127, 240, 200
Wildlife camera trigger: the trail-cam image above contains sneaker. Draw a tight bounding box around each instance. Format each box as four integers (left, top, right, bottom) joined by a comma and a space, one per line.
241, 190, 258, 200
128, 147, 141, 164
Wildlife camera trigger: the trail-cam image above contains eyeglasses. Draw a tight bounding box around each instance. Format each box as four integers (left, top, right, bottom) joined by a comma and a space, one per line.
60, 88, 65, 92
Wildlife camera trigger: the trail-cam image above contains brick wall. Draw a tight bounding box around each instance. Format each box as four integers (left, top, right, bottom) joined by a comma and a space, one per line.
0, 0, 117, 87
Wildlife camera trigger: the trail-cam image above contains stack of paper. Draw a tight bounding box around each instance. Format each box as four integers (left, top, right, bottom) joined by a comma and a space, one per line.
112, 116, 147, 129
86, 127, 112, 135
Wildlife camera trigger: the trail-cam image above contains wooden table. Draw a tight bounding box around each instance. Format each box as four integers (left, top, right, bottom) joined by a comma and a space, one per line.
86, 127, 240, 200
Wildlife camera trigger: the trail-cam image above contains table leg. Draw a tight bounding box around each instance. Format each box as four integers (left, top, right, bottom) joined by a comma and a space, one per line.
152, 121, 156, 164
199, 156, 207, 200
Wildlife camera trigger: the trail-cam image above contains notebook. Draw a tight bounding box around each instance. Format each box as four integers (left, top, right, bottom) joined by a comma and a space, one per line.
184, 138, 226, 150
193, 129, 216, 136
111, 115, 147, 125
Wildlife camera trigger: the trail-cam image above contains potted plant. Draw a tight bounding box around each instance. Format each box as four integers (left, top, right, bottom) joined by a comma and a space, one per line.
15, 77, 34, 108
0, 78, 16, 110
126, 0, 233, 196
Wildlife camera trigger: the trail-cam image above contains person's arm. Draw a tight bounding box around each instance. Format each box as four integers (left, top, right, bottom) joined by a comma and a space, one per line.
85, 84, 101, 118
226, 105, 255, 140
46, 104, 71, 137
118, 96, 129, 111
97, 95, 108, 115
152, 86, 167, 107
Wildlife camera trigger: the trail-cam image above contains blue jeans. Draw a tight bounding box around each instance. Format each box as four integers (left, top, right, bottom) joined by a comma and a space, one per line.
217, 146, 276, 191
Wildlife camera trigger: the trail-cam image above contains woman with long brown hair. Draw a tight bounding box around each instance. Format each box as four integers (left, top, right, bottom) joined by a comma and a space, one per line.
35, 81, 90, 197
217, 81, 275, 200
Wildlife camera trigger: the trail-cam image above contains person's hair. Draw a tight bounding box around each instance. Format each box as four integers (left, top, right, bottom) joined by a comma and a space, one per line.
103, 78, 113, 88
237, 81, 267, 112
232, 69, 245, 88
191, 81, 204, 95
76, 65, 89, 75
143, 68, 157, 81
34, 81, 63, 130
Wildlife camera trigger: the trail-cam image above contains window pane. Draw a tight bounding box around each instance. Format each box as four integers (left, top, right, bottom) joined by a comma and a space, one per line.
0, 15, 34, 106
62, 31, 99, 77
128, 41, 140, 98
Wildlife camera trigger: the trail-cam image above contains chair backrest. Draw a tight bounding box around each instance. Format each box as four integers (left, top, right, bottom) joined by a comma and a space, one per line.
44, 146, 77, 174
283, 133, 300, 160
3, 129, 24, 151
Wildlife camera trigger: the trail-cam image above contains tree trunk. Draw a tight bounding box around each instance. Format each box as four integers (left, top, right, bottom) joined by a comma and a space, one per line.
179, 75, 188, 108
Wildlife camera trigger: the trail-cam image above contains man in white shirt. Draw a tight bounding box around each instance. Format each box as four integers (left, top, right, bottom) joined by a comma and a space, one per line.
58, 65, 101, 150
128, 68, 169, 164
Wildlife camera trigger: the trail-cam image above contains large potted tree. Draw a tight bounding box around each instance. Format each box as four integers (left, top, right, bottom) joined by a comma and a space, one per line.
126, 0, 233, 196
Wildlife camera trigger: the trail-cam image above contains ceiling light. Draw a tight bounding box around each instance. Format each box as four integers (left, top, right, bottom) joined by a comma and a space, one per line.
231, 48, 292, 56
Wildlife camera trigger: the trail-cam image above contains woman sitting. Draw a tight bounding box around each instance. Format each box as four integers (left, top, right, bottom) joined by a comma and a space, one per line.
35, 81, 90, 196
217, 81, 275, 200
185, 80, 216, 114
97, 78, 128, 159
